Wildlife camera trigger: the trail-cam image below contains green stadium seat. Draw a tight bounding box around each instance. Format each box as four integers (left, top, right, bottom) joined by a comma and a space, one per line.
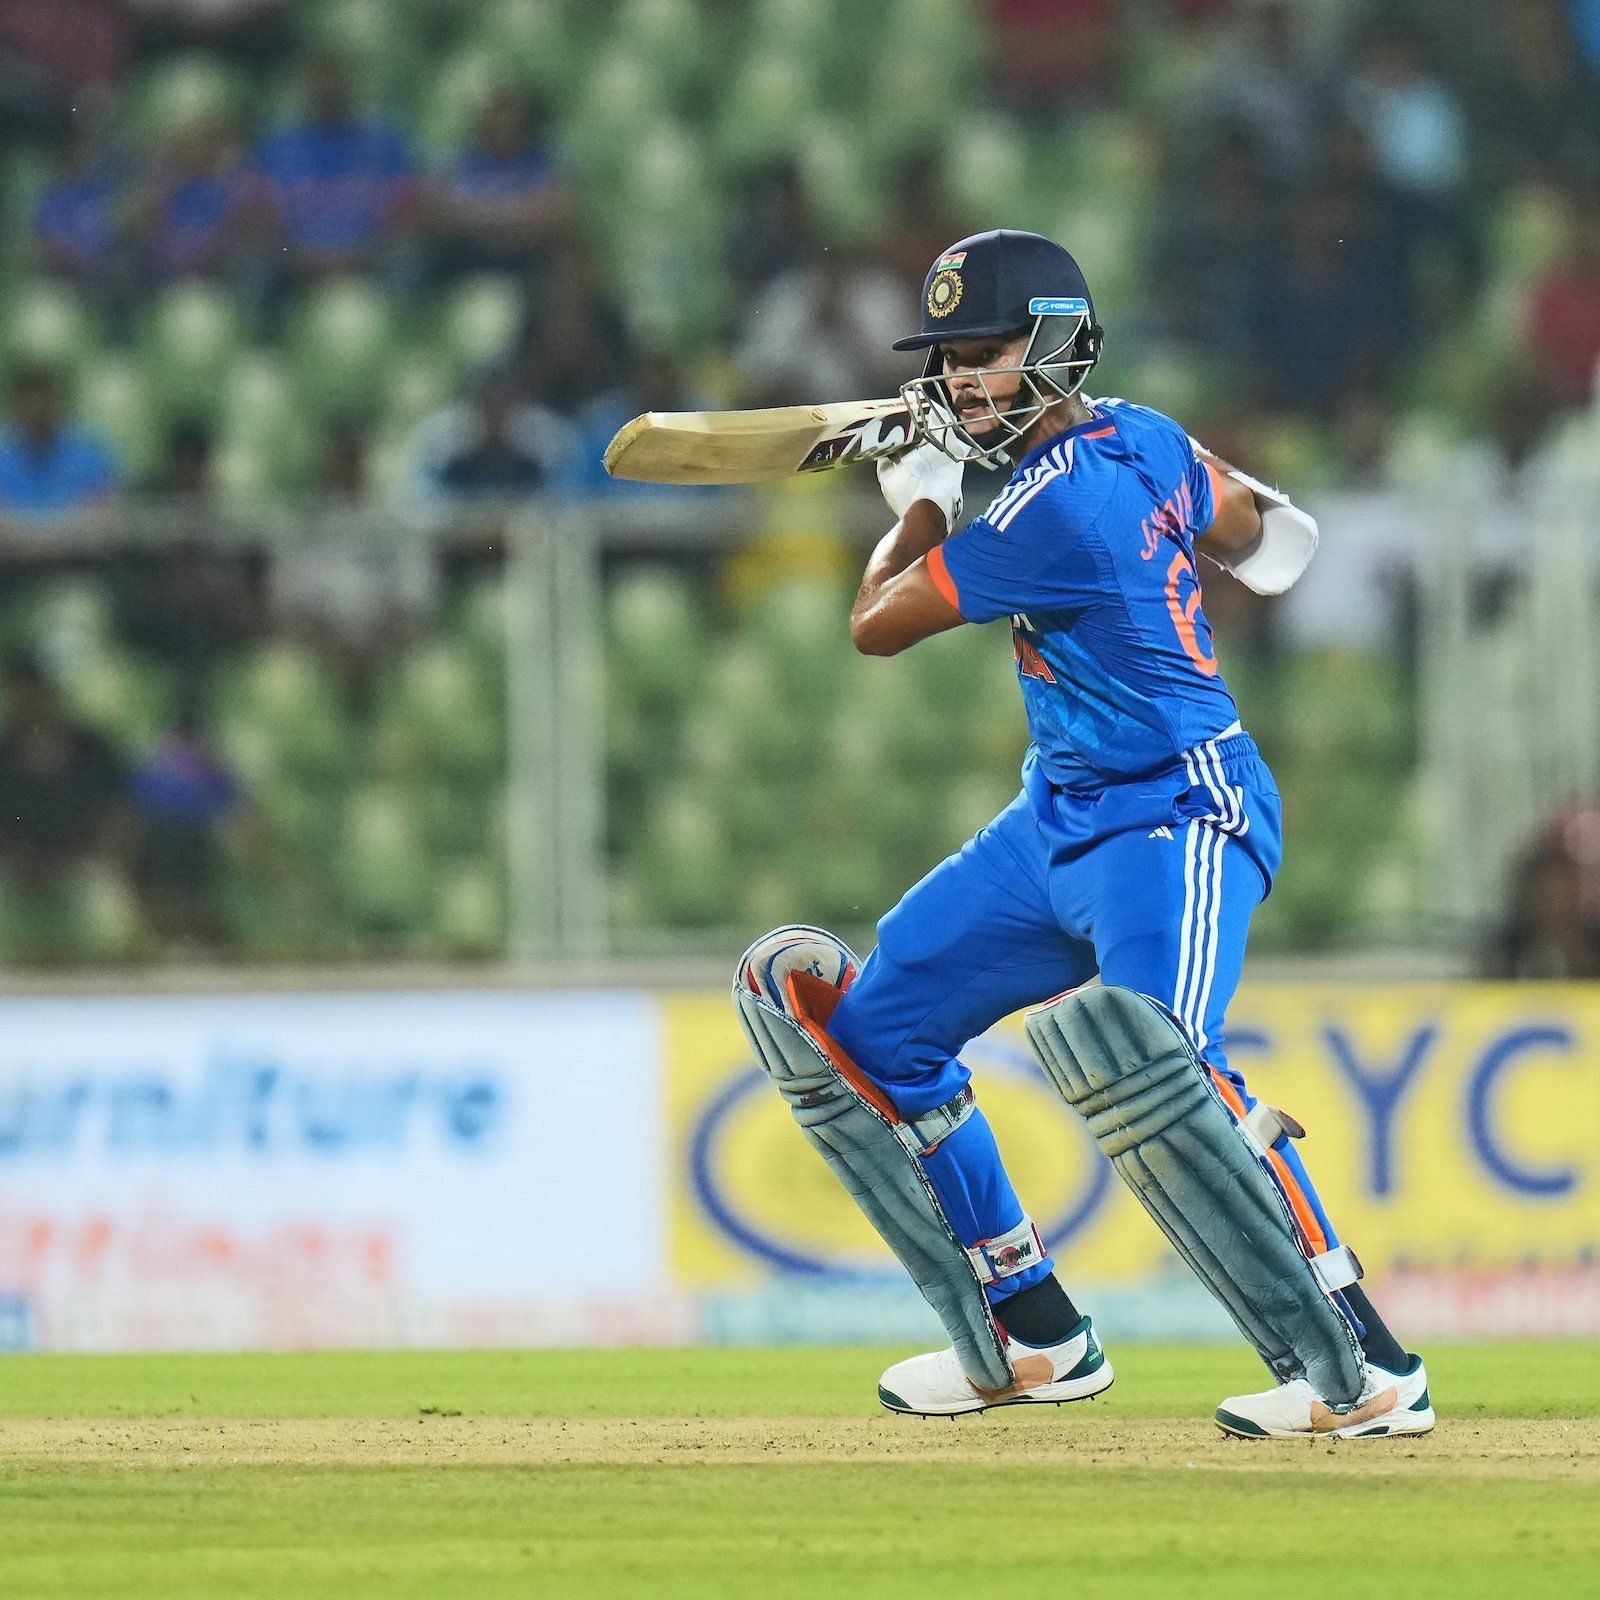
624, 782, 738, 927
300, 0, 429, 104
945, 118, 1033, 233
2, 281, 99, 377
22, 577, 115, 651
744, 580, 852, 707
77, 356, 162, 482
123, 55, 245, 140
614, 225, 730, 350
716, 51, 820, 172
335, 781, 436, 941
218, 352, 312, 500
437, 276, 524, 377
743, 0, 854, 77
604, 568, 705, 699
78, 864, 142, 962
375, 641, 502, 779
288, 280, 396, 421
418, 47, 508, 154
140, 282, 244, 420
796, 121, 881, 244
471, 0, 583, 105
0, 864, 142, 966
860, 51, 973, 156
447, 576, 509, 673
611, 0, 711, 105
58, 647, 174, 754
566, 52, 670, 185
214, 642, 348, 780
381, 347, 454, 432
1485, 181, 1567, 290
434, 859, 506, 957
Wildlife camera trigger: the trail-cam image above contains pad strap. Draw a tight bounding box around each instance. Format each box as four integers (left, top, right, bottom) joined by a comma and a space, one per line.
897, 1085, 976, 1157
1240, 1101, 1304, 1154
1311, 1243, 1363, 1294
966, 1216, 1046, 1286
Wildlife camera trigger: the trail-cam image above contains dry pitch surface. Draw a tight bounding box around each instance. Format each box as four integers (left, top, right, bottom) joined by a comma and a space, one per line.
2, 1344, 1597, 1599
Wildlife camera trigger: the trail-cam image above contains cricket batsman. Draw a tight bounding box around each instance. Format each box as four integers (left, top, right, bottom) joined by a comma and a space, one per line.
733, 229, 1433, 1438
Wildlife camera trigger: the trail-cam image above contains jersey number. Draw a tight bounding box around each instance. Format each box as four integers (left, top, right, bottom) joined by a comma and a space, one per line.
1164, 550, 1218, 678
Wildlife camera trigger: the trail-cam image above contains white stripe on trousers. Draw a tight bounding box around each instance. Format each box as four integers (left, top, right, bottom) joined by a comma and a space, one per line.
1174, 819, 1227, 1054
1184, 740, 1248, 837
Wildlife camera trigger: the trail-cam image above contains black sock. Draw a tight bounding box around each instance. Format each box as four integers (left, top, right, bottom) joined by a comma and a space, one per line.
1344, 1285, 1411, 1373
996, 1274, 1082, 1347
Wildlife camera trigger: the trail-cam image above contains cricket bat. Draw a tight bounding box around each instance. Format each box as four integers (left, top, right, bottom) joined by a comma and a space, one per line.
602, 398, 917, 485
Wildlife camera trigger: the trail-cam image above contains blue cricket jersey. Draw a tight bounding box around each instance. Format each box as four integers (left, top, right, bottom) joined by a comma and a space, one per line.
926, 398, 1241, 788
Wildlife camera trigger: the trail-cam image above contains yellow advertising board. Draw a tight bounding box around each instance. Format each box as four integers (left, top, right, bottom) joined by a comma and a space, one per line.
667, 984, 1600, 1294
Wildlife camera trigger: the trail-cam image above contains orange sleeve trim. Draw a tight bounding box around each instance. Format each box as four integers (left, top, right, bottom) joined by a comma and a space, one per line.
925, 542, 962, 612
1082, 426, 1116, 439
1202, 459, 1226, 528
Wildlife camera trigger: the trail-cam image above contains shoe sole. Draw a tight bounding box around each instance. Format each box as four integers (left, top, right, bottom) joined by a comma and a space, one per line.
1215, 1405, 1436, 1440
879, 1363, 1115, 1418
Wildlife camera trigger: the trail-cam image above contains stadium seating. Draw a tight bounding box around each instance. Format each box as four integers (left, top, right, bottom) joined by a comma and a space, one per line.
0, 0, 1484, 964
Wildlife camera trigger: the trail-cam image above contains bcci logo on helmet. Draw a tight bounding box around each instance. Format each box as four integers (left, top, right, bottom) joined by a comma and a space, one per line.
927, 269, 963, 319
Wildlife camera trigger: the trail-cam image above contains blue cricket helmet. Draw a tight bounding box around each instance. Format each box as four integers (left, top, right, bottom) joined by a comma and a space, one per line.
894, 229, 1105, 464
892, 228, 1097, 349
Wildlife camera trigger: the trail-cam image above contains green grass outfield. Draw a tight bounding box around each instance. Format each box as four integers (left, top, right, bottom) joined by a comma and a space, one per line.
2, 1343, 1597, 1600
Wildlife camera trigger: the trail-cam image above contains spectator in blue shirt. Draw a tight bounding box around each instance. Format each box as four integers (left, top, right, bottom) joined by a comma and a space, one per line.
33, 133, 121, 284
248, 51, 420, 284
0, 363, 122, 522
433, 85, 571, 280
406, 363, 579, 514
128, 700, 244, 952
130, 113, 248, 282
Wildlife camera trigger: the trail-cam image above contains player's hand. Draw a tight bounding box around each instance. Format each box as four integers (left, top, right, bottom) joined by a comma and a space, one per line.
877, 441, 964, 534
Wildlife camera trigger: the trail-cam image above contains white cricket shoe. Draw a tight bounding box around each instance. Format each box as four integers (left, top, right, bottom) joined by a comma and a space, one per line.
1215, 1354, 1434, 1439
878, 1315, 1113, 1417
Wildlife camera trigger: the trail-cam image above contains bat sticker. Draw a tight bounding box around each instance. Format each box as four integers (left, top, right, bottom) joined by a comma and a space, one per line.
798, 409, 915, 472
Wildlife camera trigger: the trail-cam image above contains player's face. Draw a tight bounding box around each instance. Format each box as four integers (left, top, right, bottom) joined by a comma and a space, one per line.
938, 335, 1032, 436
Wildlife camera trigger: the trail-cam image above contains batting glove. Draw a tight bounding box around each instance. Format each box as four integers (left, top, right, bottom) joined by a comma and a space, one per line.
877, 440, 964, 533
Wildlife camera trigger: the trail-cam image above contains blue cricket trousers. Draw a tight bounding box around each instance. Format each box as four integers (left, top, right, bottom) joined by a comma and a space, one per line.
828, 727, 1343, 1310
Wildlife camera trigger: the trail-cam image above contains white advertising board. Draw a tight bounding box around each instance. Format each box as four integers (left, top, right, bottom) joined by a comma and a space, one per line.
0, 991, 683, 1351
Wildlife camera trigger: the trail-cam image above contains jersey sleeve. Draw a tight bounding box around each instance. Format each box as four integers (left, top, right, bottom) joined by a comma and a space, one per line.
927, 478, 1101, 624
1185, 433, 1218, 534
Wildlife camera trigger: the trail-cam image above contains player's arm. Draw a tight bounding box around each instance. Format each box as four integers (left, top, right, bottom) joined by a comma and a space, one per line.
849, 444, 967, 656
1196, 441, 1318, 598
1191, 441, 1318, 596
1193, 447, 1263, 557
850, 499, 965, 655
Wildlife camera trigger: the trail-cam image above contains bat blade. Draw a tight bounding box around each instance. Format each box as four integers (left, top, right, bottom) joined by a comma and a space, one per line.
602, 398, 917, 485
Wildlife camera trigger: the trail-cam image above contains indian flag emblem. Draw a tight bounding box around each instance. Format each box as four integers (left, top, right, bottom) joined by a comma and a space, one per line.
935, 250, 967, 271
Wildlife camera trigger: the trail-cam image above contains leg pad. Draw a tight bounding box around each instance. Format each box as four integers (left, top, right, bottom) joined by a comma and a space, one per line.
1026, 984, 1364, 1406
734, 975, 1015, 1392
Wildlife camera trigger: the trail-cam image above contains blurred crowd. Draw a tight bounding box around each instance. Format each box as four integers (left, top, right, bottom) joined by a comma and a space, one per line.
0, 0, 1595, 524
0, 0, 1596, 965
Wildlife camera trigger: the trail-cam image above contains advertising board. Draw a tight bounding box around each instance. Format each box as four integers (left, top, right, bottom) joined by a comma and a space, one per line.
0, 991, 679, 1350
